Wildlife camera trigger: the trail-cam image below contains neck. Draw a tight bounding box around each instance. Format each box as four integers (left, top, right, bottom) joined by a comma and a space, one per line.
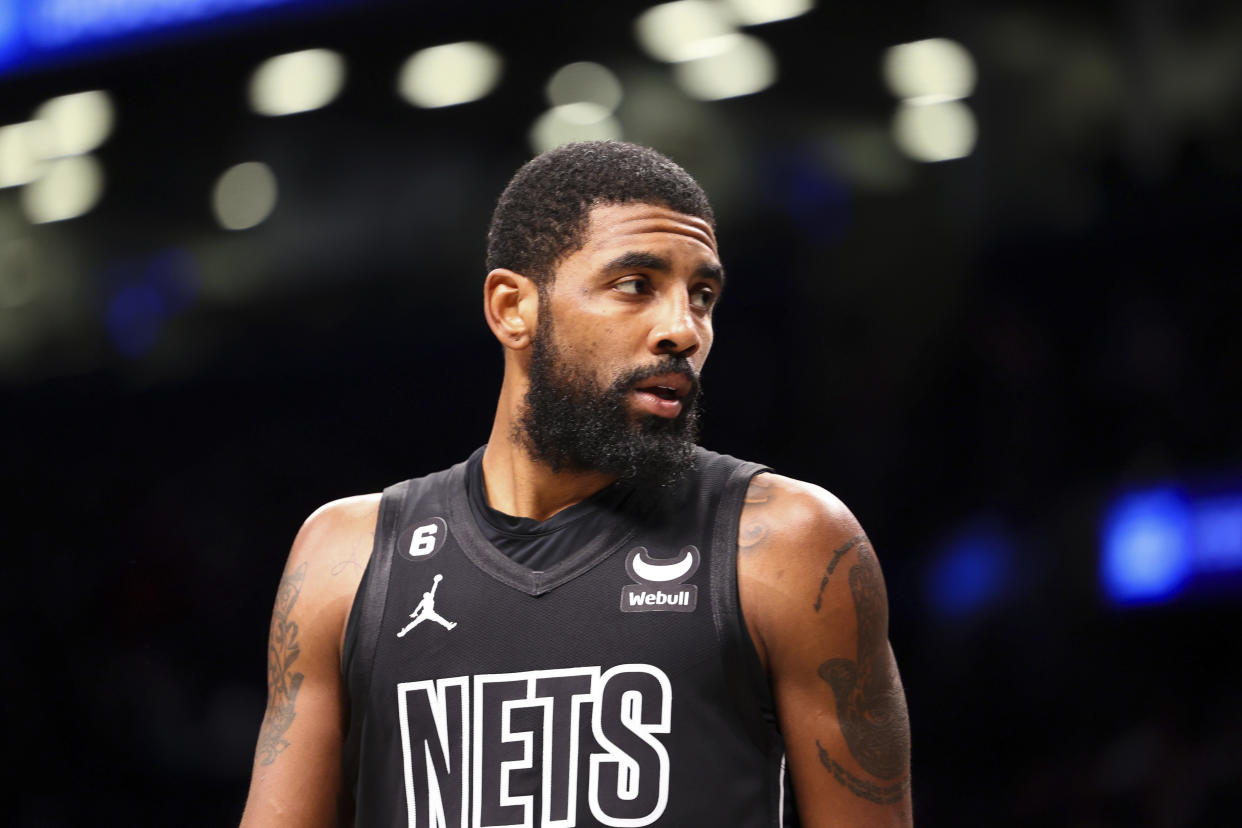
481, 374, 617, 521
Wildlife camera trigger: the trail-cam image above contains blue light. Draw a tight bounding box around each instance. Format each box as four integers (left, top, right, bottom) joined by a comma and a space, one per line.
1, 0, 343, 76
0, 3, 20, 67
24, 0, 291, 49
1193, 496, 1242, 573
926, 521, 1012, 617
1100, 488, 1192, 606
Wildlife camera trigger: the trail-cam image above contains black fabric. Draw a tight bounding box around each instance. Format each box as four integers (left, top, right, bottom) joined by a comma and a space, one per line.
341, 477, 406, 790
464, 446, 635, 571
341, 447, 785, 828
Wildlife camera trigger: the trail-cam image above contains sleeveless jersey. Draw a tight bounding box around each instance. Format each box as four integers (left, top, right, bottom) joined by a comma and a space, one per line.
342, 447, 793, 827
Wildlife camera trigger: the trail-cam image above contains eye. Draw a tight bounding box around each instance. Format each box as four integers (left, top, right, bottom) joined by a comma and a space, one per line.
615, 276, 650, 295
690, 285, 718, 310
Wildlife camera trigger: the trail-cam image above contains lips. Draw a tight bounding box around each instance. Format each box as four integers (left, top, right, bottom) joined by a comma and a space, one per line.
631, 372, 694, 418
634, 373, 692, 400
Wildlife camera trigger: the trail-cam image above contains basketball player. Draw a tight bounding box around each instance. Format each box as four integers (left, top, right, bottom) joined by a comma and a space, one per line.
240, 141, 912, 827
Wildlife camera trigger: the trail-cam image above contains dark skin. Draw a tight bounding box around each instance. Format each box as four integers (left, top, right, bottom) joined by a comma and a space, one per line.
738, 477, 913, 820
240, 202, 912, 827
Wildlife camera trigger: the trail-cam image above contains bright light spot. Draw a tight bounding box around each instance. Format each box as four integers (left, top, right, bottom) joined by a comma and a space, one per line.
33, 90, 114, 156
723, 0, 815, 26
673, 33, 777, 100
883, 38, 976, 103
892, 100, 977, 162
249, 49, 346, 117
1101, 488, 1192, 606
635, 0, 737, 63
212, 162, 278, 231
546, 62, 624, 112
21, 154, 104, 223
529, 104, 622, 154
0, 121, 51, 188
397, 41, 502, 108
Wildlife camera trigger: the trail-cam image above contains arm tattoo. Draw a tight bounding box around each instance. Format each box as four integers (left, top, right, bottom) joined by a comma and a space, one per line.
738, 475, 772, 552
813, 534, 863, 612
816, 542, 912, 803
331, 530, 373, 576
817, 740, 909, 805
257, 562, 307, 766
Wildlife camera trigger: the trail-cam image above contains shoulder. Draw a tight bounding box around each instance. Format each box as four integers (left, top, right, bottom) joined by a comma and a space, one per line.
280, 493, 382, 660
736, 473, 884, 666
738, 472, 865, 557
295, 493, 382, 551
736, 474, 913, 820
288, 493, 382, 578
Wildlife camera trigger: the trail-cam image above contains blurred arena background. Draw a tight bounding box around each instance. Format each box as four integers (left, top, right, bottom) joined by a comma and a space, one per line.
3, 0, 1240, 824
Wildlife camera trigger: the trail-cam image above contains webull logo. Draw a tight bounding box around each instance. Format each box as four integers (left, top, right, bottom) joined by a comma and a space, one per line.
620, 546, 699, 613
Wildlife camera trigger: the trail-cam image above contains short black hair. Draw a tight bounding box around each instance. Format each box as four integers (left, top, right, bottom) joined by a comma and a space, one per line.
486, 140, 715, 287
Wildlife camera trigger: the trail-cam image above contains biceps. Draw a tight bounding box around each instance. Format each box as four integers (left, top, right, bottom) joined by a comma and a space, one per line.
776, 645, 912, 826
814, 642, 910, 781
243, 562, 349, 826
769, 539, 911, 822
243, 675, 347, 826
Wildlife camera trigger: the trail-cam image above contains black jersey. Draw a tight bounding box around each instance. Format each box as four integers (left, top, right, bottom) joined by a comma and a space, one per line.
463, 447, 633, 570
342, 447, 793, 827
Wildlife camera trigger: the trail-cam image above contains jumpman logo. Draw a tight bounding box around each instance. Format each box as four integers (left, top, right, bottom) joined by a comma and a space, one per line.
397, 573, 457, 636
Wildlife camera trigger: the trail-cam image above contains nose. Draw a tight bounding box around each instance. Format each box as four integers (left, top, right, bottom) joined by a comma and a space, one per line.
647, 288, 702, 358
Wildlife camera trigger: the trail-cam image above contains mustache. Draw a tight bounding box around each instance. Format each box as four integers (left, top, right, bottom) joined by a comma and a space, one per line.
610, 357, 701, 398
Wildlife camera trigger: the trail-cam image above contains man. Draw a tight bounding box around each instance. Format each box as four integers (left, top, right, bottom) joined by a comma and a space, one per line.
240, 141, 912, 827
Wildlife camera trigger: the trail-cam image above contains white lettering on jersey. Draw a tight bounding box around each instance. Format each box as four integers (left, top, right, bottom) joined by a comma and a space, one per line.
398, 676, 470, 828
411, 522, 441, 556
620, 547, 699, 613
397, 665, 671, 828
625, 590, 693, 608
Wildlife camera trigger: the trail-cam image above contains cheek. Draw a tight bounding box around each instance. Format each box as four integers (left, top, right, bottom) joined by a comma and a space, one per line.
697, 325, 715, 365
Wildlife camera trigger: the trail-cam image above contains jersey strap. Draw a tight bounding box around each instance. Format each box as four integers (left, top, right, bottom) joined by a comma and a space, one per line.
341, 476, 409, 790
705, 454, 779, 759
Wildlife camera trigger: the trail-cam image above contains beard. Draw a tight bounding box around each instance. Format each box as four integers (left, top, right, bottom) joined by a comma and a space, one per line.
515, 318, 702, 488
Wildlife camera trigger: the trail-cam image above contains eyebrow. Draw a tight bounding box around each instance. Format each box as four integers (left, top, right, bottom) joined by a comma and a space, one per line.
603, 251, 726, 286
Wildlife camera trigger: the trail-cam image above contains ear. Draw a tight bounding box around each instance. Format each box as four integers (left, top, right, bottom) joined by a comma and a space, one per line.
483, 268, 539, 350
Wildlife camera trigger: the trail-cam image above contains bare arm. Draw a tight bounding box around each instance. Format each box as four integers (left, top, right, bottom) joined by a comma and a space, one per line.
738, 473, 913, 827
240, 495, 379, 827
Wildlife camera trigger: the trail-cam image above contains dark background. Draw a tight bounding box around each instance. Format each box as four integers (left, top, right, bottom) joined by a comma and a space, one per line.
3, 0, 1240, 825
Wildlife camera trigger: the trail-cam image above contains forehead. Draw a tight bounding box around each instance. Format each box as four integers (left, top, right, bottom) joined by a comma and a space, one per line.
579, 202, 719, 261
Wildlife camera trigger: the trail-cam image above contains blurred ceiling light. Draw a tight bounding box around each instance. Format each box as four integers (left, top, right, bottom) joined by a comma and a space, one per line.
673, 33, 777, 100
723, 0, 815, 26
635, 0, 737, 63
546, 62, 624, 112
0, 122, 51, 188
249, 49, 346, 116
33, 91, 114, 157
1101, 487, 1192, 606
529, 103, 622, 154
33, 91, 115, 158
398, 41, 502, 108
21, 155, 104, 224
212, 161, 278, 231
892, 100, 977, 162
883, 38, 976, 103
